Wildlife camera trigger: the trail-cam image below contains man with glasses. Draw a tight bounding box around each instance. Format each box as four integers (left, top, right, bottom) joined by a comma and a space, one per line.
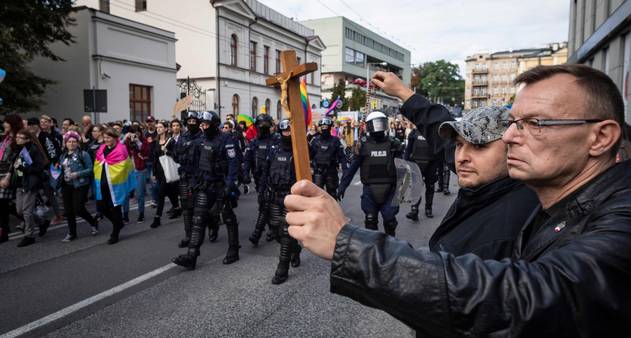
285, 64, 631, 336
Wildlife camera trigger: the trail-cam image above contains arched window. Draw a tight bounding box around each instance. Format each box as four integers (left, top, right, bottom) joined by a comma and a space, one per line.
230, 34, 238, 66
232, 94, 239, 115
251, 97, 258, 117
265, 98, 271, 114
276, 99, 282, 121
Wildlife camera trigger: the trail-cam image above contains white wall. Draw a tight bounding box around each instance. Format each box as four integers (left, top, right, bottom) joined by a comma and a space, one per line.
75, 0, 216, 80
29, 8, 176, 123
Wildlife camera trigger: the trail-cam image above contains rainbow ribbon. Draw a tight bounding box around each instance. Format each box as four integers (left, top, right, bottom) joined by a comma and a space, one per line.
300, 77, 312, 128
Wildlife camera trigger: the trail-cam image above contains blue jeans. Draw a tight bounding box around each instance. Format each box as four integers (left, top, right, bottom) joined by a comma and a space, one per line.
135, 169, 147, 216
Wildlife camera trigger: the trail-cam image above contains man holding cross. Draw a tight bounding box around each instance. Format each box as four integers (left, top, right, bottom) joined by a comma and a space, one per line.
283, 64, 631, 336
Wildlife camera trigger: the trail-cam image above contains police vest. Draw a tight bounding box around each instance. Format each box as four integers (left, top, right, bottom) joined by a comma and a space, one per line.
360, 138, 397, 185
255, 138, 272, 171
410, 131, 432, 162
198, 138, 227, 180
314, 137, 338, 167
269, 146, 295, 189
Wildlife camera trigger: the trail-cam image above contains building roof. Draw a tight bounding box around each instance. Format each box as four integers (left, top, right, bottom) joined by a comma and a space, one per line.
244, 0, 315, 38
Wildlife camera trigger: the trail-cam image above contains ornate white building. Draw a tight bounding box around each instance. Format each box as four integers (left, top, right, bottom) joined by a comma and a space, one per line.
77, 0, 325, 121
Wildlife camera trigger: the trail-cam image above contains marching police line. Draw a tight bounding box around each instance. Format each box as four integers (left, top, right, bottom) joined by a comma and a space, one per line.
171, 110, 436, 284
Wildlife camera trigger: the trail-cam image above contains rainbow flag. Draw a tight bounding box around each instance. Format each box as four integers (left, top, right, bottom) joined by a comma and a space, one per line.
94, 142, 136, 207
300, 77, 312, 128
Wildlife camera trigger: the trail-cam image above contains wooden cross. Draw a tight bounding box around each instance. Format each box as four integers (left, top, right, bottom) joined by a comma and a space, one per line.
266, 50, 317, 182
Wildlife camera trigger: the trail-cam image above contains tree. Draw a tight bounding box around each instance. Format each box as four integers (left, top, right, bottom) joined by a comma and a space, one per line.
330, 78, 349, 111
349, 87, 366, 111
412, 60, 464, 105
0, 0, 75, 114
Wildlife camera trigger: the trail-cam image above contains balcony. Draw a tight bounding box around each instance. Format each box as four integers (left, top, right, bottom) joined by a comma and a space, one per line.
472, 68, 488, 74
472, 80, 488, 86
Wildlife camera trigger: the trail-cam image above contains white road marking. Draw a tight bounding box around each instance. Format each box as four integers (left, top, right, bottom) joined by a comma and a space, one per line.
0, 263, 177, 338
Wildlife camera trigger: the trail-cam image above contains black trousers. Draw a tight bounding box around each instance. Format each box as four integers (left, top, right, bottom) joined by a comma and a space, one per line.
97, 200, 124, 238
62, 184, 97, 237
412, 159, 441, 210
156, 180, 179, 217
0, 198, 16, 237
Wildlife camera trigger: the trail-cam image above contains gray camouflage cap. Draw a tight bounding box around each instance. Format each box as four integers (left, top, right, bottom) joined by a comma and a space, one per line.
439, 106, 509, 145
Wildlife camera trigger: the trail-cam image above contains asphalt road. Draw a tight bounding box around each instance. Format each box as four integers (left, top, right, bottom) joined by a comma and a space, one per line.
0, 175, 458, 337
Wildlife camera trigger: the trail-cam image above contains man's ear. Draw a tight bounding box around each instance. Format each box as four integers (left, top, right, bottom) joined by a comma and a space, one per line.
588, 120, 622, 157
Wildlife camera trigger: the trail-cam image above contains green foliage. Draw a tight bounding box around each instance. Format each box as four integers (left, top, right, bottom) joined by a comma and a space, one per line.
0, 0, 75, 114
330, 78, 349, 111
412, 60, 464, 105
349, 86, 366, 111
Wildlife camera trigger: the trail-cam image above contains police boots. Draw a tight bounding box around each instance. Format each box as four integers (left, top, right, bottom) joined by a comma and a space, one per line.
223, 223, 240, 264
172, 252, 198, 270
272, 235, 292, 285
365, 214, 379, 231
249, 212, 267, 246
290, 242, 302, 268
406, 206, 419, 221
384, 219, 398, 237
425, 202, 434, 219
208, 224, 218, 242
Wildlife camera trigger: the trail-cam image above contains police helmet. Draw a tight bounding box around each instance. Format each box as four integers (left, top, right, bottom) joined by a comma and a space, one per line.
278, 119, 291, 132
200, 111, 221, 128
185, 111, 200, 123
318, 117, 333, 127
366, 111, 388, 134
255, 114, 274, 128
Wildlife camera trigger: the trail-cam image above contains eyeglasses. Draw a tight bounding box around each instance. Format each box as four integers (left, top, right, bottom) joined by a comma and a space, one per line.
500, 118, 604, 136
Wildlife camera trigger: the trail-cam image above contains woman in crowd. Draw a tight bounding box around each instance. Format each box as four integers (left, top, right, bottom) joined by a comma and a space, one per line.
94, 128, 135, 244
59, 131, 98, 241
86, 124, 104, 161
13, 130, 49, 247
124, 125, 151, 223
149, 121, 180, 228
0, 114, 23, 243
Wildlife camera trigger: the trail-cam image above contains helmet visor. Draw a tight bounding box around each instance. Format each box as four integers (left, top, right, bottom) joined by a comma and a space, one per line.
370, 118, 388, 133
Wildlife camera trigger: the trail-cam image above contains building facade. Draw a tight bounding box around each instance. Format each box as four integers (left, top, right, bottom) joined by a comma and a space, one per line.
76, 0, 324, 122
301, 17, 411, 115
568, 0, 631, 123
29, 7, 177, 123
464, 43, 567, 109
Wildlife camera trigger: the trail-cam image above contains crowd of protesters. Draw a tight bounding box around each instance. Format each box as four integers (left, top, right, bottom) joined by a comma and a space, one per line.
0, 113, 200, 246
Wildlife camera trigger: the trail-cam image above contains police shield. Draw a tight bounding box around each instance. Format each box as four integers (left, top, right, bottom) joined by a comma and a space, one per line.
392, 158, 424, 207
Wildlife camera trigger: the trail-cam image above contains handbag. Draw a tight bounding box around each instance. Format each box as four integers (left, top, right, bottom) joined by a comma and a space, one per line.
158, 138, 180, 183
159, 154, 180, 183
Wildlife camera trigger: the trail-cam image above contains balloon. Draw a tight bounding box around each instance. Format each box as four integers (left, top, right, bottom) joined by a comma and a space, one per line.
0, 68, 5, 84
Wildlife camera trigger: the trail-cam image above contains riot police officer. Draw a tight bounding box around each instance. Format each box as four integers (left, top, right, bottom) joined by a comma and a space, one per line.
310, 117, 346, 199
263, 119, 301, 284
243, 114, 278, 245
172, 111, 241, 270
338, 112, 403, 236
404, 126, 441, 220
174, 112, 204, 248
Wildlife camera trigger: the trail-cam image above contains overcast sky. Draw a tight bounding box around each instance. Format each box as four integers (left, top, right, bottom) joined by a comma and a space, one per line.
258, 0, 570, 74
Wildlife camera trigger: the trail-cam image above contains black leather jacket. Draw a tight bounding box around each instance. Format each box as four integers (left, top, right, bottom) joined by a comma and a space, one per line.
330, 160, 631, 337
429, 176, 538, 260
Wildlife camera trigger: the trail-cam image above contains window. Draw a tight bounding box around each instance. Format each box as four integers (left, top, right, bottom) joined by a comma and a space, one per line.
230, 34, 238, 67
129, 84, 152, 122
264, 46, 270, 74
99, 0, 110, 13
275, 49, 281, 74
250, 41, 257, 71
232, 94, 239, 115
297, 57, 301, 65
355, 51, 365, 66
265, 98, 271, 114
345, 47, 355, 64
251, 97, 258, 117
135, 0, 147, 12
